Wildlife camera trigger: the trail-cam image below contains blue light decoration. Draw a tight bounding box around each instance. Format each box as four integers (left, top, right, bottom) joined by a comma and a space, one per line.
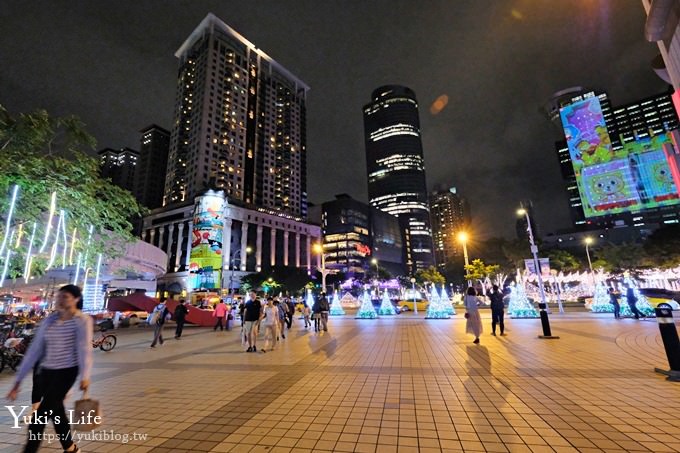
507, 284, 539, 318
590, 282, 614, 313
621, 277, 655, 317
329, 291, 345, 316
378, 290, 396, 315
425, 284, 450, 319
356, 290, 378, 319
439, 286, 456, 315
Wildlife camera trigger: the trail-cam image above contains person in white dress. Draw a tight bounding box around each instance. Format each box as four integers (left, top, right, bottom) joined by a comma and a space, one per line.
464, 286, 483, 344
261, 299, 278, 353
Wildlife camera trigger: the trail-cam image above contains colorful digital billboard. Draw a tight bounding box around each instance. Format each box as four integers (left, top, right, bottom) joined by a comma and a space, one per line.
189, 191, 225, 289
560, 97, 680, 217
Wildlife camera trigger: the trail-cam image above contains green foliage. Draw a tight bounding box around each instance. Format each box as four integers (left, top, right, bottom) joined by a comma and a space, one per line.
240, 266, 312, 295
414, 266, 445, 285
0, 105, 145, 279
544, 248, 581, 273
464, 259, 499, 281
643, 226, 680, 269
593, 242, 652, 273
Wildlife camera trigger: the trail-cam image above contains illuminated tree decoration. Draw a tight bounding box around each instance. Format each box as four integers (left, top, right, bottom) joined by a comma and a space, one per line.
440, 286, 456, 315
507, 284, 539, 318
621, 277, 655, 317
425, 284, 450, 319
329, 291, 345, 316
356, 291, 378, 319
378, 290, 396, 315
590, 282, 614, 313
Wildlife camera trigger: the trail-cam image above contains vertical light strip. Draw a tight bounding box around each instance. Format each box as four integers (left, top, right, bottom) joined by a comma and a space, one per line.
69, 228, 77, 265
46, 212, 64, 270
0, 230, 15, 288
39, 191, 57, 253
93, 254, 102, 310
14, 223, 24, 248
0, 185, 19, 257
82, 225, 94, 270
73, 253, 82, 284
60, 211, 68, 268
23, 222, 37, 283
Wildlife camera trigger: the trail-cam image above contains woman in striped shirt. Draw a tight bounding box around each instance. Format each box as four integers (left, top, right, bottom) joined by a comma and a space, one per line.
6, 284, 93, 453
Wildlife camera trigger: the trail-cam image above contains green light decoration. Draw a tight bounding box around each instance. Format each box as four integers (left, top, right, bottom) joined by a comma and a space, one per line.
590, 282, 614, 313
329, 291, 345, 316
378, 290, 396, 315
425, 284, 450, 319
356, 291, 378, 319
621, 278, 655, 317
508, 284, 539, 318
439, 286, 456, 315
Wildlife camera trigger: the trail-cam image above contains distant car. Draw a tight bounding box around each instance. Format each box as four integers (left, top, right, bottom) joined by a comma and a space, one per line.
399, 299, 429, 312
120, 311, 149, 325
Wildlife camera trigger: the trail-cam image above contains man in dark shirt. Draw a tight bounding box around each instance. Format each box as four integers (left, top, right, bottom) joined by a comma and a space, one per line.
489, 285, 506, 336
626, 284, 644, 319
243, 292, 262, 352
174, 299, 189, 339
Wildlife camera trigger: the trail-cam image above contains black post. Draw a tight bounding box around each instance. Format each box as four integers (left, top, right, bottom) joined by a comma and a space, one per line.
654, 307, 680, 381
537, 302, 559, 339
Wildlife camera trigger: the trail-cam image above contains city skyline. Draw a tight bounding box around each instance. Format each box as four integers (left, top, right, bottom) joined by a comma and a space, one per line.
0, 1, 668, 238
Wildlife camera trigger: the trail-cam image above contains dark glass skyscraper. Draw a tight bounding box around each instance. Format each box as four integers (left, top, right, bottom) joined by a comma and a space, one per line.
363, 85, 434, 273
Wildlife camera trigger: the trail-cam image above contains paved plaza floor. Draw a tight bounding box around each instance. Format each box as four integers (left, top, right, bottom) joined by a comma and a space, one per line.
0, 311, 679, 452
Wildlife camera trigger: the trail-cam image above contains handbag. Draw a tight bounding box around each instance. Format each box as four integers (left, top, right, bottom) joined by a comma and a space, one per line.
73, 391, 102, 431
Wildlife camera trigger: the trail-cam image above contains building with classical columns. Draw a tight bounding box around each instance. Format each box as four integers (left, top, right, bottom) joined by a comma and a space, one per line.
141, 193, 321, 293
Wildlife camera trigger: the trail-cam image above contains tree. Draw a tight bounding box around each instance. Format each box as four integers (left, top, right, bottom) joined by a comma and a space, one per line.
240, 266, 312, 295
414, 266, 445, 285
544, 249, 581, 273
0, 105, 144, 280
464, 259, 499, 282
592, 242, 652, 273
644, 225, 680, 269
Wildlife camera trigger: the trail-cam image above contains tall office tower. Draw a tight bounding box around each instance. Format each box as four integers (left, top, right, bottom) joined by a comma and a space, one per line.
363, 85, 434, 273
429, 186, 471, 267
163, 13, 309, 217
98, 147, 139, 193
135, 125, 170, 209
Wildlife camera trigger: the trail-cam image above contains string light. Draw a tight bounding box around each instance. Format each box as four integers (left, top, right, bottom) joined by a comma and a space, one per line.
46, 212, 64, 270
0, 230, 15, 288
60, 210, 67, 268
73, 253, 82, 284
14, 223, 24, 249
39, 191, 57, 253
23, 222, 37, 283
0, 185, 19, 257
93, 254, 102, 310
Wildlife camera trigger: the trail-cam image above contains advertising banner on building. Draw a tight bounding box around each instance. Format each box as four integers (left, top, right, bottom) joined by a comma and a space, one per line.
524, 258, 550, 277
189, 191, 225, 290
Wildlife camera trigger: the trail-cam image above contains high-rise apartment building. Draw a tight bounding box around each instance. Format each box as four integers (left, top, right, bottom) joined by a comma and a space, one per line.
429, 187, 471, 267
163, 13, 308, 217
98, 147, 139, 194
136, 125, 170, 209
363, 85, 434, 273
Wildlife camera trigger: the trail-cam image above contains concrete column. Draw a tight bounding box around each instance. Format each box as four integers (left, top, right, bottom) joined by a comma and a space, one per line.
283, 231, 289, 266
185, 221, 193, 268
159, 225, 167, 252
270, 228, 276, 267
175, 222, 184, 271
167, 224, 175, 271
141, 229, 148, 242
240, 221, 248, 271
295, 233, 301, 267
223, 218, 233, 273
256, 225, 263, 272
306, 234, 311, 272
149, 228, 156, 247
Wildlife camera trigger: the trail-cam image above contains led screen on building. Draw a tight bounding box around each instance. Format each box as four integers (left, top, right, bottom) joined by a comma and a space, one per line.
560, 97, 680, 217
189, 192, 225, 289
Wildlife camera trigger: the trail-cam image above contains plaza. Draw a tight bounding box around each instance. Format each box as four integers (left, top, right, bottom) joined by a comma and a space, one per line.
1, 312, 679, 453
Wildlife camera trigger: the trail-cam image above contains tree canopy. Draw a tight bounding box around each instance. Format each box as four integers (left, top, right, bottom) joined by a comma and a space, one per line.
414, 266, 445, 285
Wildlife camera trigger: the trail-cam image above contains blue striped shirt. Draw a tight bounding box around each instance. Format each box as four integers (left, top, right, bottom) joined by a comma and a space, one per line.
42, 318, 78, 370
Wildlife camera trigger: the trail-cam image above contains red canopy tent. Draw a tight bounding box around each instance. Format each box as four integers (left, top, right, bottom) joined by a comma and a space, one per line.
107, 292, 158, 313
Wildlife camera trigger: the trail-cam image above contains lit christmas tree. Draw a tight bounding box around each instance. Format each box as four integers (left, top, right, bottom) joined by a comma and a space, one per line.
356, 290, 378, 319
507, 283, 539, 318
378, 291, 396, 315
425, 284, 449, 319
439, 286, 456, 315
621, 278, 655, 317
329, 291, 345, 316
590, 282, 614, 313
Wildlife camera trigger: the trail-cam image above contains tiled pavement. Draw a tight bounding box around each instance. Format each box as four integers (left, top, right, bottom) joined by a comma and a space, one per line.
0, 311, 680, 452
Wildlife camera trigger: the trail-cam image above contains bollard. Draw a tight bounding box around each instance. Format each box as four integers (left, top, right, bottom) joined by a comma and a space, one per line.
537, 303, 560, 339
653, 307, 680, 382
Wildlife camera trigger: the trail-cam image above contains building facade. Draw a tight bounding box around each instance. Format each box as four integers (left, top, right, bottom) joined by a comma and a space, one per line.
429, 186, 471, 267
136, 125, 170, 209
163, 13, 308, 218
141, 191, 321, 292
363, 85, 434, 273
321, 194, 404, 277
98, 147, 139, 193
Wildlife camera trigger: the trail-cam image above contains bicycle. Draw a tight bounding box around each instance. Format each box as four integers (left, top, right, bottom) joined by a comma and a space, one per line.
92, 330, 117, 352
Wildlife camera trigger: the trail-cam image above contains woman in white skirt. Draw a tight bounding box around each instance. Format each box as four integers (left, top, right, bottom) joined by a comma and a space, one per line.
464, 286, 483, 344
261, 298, 278, 353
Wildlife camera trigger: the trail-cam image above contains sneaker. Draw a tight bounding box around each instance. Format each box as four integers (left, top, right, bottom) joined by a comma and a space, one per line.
150, 345, 156, 348
261, 349, 266, 353
246, 346, 252, 352
253, 346, 257, 352
282, 334, 286, 339
491, 332, 496, 336
473, 338, 480, 344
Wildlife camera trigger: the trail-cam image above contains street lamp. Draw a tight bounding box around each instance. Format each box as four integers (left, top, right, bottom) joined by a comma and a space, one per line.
584, 237, 595, 287
228, 246, 252, 295
410, 277, 418, 314
313, 242, 327, 293
457, 231, 470, 285
371, 258, 379, 276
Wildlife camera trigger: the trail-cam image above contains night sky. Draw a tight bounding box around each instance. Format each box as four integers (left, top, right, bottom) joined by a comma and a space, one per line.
0, 1, 667, 238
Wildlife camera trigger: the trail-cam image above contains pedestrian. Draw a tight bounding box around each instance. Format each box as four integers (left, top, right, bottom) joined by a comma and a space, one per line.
261, 298, 278, 353
625, 284, 644, 319
312, 296, 322, 332
464, 286, 483, 344
239, 299, 246, 326
6, 284, 92, 453
274, 299, 286, 340
608, 289, 621, 319
149, 299, 170, 348
286, 297, 295, 329
319, 292, 330, 332
489, 285, 506, 336
243, 292, 262, 352
303, 302, 311, 328
174, 299, 189, 339
225, 301, 234, 331
213, 299, 227, 331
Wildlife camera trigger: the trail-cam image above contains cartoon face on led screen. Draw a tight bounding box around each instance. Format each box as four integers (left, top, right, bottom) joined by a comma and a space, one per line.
590, 173, 627, 203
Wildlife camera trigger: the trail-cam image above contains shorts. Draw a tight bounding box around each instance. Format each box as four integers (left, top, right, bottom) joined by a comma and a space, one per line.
243, 321, 258, 334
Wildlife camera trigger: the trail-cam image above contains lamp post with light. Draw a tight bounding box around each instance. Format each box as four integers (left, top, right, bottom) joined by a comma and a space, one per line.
410, 277, 418, 314
313, 242, 328, 293
457, 231, 470, 285
584, 237, 596, 288
228, 246, 252, 295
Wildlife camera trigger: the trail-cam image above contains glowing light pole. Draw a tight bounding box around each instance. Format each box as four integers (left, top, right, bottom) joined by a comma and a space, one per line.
517, 207, 547, 306
313, 242, 328, 293
410, 276, 418, 314
584, 237, 595, 288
